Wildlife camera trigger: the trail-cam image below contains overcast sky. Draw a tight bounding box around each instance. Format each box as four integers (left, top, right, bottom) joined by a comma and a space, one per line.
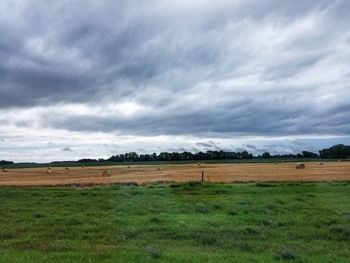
1, 0, 350, 162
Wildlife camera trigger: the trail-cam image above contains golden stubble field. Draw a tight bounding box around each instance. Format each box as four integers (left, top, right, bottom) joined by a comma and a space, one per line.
1, 162, 350, 186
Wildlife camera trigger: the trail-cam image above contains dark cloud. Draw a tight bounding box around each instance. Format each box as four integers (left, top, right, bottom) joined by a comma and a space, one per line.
0, 0, 349, 141
62, 147, 72, 152
195, 140, 223, 151
244, 144, 257, 150
196, 142, 215, 148
40, 94, 350, 136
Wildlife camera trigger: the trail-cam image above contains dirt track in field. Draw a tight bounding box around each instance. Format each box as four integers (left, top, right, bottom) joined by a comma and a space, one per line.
0, 162, 350, 186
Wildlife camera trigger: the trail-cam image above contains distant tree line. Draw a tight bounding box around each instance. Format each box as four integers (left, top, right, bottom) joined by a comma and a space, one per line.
0, 160, 14, 165
2, 144, 349, 165
77, 158, 106, 163
259, 151, 319, 159
106, 150, 254, 162
76, 144, 349, 163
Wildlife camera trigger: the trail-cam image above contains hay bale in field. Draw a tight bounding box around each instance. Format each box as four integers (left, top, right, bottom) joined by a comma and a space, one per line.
65, 167, 69, 170
1, 168, 8, 172
319, 162, 323, 165
157, 167, 162, 171
102, 170, 112, 177
296, 163, 305, 169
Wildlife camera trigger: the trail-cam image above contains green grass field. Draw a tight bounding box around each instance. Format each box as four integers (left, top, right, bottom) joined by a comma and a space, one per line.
0, 183, 349, 262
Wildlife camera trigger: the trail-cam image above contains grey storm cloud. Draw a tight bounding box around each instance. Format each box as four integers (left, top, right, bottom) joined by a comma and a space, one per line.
196, 142, 215, 148
244, 144, 257, 150
0, 0, 350, 138
62, 147, 73, 152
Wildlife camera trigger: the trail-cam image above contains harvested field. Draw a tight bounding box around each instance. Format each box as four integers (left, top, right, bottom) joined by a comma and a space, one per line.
1, 161, 350, 186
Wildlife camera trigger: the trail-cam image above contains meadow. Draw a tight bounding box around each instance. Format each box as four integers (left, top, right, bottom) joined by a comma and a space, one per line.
0, 182, 349, 262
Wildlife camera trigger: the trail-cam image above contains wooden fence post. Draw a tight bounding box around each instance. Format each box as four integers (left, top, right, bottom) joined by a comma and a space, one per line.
201, 170, 204, 182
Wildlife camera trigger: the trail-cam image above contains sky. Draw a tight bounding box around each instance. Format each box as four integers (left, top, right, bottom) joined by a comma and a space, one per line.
0, 0, 350, 162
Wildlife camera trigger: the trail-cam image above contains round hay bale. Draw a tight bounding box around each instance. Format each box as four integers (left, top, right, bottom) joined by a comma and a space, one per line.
198, 163, 201, 166
1, 168, 8, 172
157, 167, 162, 171
46, 169, 52, 174
102, 170, 112, 177
65, 167, 69, 170
319, 162, 323, 165
296, 162, 305, 169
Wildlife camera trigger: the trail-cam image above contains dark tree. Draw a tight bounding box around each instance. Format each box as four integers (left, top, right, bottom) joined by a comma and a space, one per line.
0, 160, 14, 165
319, 144, 350, 159
262, 152, 271, 158
302, 151, 319, 158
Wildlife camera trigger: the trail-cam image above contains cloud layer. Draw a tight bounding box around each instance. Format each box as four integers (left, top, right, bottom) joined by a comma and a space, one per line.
0, 0, 350, 161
